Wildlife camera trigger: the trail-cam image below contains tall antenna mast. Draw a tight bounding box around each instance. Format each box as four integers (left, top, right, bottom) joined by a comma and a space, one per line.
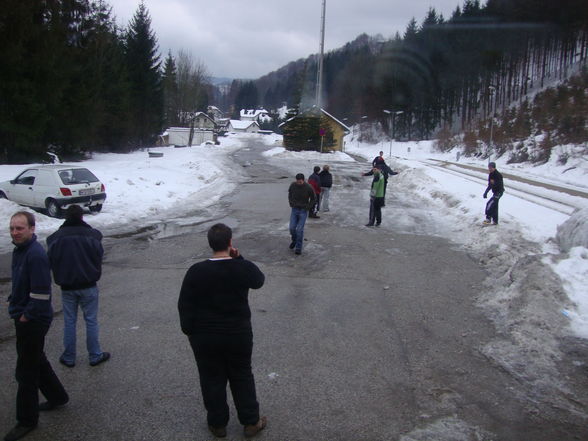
316, 0, 326, 109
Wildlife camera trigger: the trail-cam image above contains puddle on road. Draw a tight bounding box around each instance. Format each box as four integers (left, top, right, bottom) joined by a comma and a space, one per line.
105, 215, 238, 243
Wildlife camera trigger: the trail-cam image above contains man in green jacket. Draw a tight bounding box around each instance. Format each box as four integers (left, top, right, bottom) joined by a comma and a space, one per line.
365, 168, 385, 226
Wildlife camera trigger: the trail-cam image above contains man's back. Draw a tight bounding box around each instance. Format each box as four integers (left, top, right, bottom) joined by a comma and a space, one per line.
47, 222, 103, 289
178, 257, 265, 335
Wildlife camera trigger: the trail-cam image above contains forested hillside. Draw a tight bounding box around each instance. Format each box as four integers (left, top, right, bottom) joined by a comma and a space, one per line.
252, 0, 588, 154
1, 0, 586, 163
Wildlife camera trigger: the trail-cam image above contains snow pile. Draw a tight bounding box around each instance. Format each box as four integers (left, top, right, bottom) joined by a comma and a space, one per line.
556, 208, 588, 252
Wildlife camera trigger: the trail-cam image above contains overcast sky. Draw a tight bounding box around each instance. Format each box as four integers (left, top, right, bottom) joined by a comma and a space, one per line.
110, 0, 461, 79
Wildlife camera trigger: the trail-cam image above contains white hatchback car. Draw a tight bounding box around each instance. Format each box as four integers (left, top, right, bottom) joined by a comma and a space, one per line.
0, 165, 106, 217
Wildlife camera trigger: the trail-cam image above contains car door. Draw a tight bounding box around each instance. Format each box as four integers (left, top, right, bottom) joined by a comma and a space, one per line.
9, 169, 38, 206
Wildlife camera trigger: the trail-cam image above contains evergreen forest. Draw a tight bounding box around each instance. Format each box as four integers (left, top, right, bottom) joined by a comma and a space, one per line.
0, 0, 587, 163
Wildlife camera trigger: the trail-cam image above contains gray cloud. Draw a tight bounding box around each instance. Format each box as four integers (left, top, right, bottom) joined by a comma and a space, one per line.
111, 0, 460, 79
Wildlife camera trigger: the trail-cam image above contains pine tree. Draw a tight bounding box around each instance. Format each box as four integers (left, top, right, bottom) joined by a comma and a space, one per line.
162, 51, 179, 128
124, 1, 163, 147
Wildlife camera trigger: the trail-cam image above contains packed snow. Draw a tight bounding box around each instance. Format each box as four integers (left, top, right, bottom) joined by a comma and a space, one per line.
1, 132, 587, 344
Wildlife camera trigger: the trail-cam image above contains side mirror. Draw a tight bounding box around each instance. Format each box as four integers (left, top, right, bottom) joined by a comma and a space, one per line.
9, 180, 15, 184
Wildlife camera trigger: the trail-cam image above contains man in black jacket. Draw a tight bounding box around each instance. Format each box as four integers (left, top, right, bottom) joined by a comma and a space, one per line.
5, 212, 69, 441
318, 165, 333, 212
47, 205, 109, 368
178, 223, 267, 438
483, 162, 505, 225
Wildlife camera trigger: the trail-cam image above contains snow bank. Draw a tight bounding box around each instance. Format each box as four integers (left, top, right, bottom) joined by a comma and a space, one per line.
556, 208, 588, 252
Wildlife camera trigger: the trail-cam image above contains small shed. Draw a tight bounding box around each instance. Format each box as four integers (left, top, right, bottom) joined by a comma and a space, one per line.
280, 108, 350, 152
166, 127, 215, 146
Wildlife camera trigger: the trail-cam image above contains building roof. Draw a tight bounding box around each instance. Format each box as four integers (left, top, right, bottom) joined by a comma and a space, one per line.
279, 108, 350, 132
229, 120, 260, 130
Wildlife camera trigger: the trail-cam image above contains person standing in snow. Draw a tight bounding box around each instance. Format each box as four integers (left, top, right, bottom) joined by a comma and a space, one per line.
288, 173, 316, 255
370, 151, 398, 202
364, 167, 386, 226
318, 165, 333, 212
483, 162, 504, 225
308, 166, 322, 218
178, 223, 267, 438
372, 151, 386, 169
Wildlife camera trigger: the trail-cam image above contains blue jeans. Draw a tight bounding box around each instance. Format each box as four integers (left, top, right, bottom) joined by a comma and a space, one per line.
61, 286, 102, 364
289, 207, 308, 251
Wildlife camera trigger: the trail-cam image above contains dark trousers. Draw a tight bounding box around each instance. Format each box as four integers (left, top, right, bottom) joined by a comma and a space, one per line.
188, 333, 259, 427
485, 196, 500, 223
368, 197, 383, 225
14, 320, 68, 427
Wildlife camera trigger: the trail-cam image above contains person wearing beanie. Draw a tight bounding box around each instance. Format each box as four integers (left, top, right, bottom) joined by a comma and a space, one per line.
47, 205, 110, 368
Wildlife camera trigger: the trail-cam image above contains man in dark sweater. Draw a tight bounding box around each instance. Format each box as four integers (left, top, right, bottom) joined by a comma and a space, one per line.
288, 173, 316, 255
178, 223, 267, 438
47, 205, 109, 368
5, 212, 69, 441
483, 162, 505, 225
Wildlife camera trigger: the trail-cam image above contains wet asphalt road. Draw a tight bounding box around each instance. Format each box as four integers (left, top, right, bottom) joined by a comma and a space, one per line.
1, 141, 587, 441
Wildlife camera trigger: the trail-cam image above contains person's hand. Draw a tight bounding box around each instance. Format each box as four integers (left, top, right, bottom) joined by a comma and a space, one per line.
229, 247, 240, 258
19, 315, 28, 322
483, 192, 488, 199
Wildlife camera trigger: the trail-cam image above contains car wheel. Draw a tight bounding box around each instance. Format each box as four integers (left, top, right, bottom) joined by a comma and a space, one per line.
0, 191, 6, 199
89, 204, 103, 213
46, 199, 63, 218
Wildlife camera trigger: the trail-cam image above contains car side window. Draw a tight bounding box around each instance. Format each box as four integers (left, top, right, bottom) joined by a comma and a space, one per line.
15, 170, 37, 186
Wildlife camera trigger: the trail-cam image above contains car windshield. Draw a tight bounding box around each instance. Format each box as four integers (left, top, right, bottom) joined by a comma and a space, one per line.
58, 168, 99, 184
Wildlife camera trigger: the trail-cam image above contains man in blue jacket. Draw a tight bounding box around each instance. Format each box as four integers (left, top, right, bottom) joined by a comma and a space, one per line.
47, 205, 109, 368
5, 212, 69, 441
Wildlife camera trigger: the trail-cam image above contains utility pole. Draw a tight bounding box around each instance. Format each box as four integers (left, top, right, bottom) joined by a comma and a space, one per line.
316, 0, 326, 109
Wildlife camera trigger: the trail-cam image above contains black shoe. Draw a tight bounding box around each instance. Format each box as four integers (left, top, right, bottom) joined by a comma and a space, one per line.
365, 223, 374, 227
4, 424, 36, 441
295, 249, 301, 255
90, 352, 110, 366
289, 241, 295, 249
59, 357, 75, 368
208, 425, 227, 438
375, 223, 381, 226
39, 399, 68, 411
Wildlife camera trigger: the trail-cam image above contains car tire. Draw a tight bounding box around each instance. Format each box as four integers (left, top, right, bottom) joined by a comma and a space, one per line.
89, 204, 103, 213
0, 191, 6, 199
46, 199, 63, 218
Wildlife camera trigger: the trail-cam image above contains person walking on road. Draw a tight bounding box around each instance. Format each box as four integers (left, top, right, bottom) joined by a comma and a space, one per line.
47, 205, 110, 368
5, 212, 69, 441
364, 168, 386, 226
483, 162, 504, 225
318, 165, 333, 212
288, 173, 316, 255
178, 223, 267, 439
307, 166, 322, 218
